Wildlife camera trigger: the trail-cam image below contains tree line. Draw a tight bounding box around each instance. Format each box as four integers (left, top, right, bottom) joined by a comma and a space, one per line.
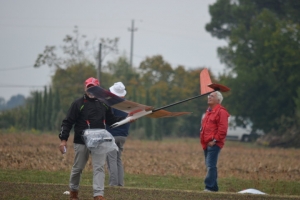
0, 57, 210, 139
0, 95, 25, 111
1, 1, 300, 147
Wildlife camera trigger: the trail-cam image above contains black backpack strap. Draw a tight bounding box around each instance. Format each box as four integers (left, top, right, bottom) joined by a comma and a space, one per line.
80, 96, 110, 129
80, 95, 90, 128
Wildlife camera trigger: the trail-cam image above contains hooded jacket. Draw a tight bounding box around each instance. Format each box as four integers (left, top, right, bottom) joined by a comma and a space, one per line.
200, 104, 229, 150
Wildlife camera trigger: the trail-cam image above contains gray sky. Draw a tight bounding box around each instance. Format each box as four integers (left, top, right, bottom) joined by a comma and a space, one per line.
0, 0, 227, 101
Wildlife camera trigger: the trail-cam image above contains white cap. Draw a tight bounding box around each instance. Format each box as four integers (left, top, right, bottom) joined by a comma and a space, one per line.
109, 82, 127, 97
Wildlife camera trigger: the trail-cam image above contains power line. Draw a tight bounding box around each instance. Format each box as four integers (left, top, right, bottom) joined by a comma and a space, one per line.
0, 85, 45, 88
0, 23, 125, 31
0, 65, 34, 71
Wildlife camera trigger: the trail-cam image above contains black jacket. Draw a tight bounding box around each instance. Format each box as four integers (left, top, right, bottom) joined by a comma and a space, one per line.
59, 94, 125, 144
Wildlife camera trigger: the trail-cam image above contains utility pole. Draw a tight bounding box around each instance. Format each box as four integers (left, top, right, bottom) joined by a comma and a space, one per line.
97, 43, 102, 82
128, 19, 138, 68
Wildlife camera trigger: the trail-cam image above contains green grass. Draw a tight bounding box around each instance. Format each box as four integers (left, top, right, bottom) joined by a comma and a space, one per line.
2, 182, 300, 200
1, 169, 300, 200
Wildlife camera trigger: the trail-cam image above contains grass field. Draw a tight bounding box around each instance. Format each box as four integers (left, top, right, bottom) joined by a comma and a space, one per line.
1, 132, 300, 199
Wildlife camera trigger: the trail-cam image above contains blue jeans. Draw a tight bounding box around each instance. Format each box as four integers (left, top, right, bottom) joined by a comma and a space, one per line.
204, 145, 220, 191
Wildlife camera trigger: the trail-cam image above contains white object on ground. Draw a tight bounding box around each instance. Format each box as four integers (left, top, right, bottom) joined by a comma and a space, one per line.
238, 188, 267, 195
63, 191, 70, 195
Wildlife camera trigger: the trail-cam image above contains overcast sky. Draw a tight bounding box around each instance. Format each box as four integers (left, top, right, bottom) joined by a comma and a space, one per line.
0, 0, 227, 101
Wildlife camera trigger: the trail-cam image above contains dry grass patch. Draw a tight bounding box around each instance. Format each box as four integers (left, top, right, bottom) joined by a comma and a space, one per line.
0, 132, 300, 182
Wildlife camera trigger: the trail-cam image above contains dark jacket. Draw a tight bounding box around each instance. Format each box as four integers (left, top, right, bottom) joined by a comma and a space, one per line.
106, 108, 130, 137
59, 94, 125, 144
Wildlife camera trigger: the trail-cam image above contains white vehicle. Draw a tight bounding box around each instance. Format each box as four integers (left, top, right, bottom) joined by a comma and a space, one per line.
226, 126, 252, 142
226, 117, 264, 142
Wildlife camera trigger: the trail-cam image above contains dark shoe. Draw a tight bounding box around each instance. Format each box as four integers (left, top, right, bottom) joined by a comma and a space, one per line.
70, 190, 79, 200
94, 196, 106, 200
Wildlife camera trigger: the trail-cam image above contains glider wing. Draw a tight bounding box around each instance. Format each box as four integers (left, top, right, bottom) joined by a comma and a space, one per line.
87, 86, 191, 128
147, 110, 191, 118
87, 86, 151, 113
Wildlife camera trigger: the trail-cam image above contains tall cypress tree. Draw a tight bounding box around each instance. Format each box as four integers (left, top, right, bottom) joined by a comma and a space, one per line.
37, 92, 43, 130
153, 90, 162, 141
144, 89, 152, 139
51, 89, 61, 130
47, 87, 53, 131
33, 92, 39, 130
130, 86, 137, 130
42, 87, 48, 131
28, 104, 33, 130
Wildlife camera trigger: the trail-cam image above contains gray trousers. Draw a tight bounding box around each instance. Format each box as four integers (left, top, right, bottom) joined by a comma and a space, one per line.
106, 136, 126, 186
69, 143, 106, 197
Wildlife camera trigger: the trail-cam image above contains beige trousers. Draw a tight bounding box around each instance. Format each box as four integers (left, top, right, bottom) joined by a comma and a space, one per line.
69, 143, 106, 197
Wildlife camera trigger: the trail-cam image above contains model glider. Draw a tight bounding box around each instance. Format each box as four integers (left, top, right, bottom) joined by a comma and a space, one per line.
87, 68, 230, 128
87, 86, 191, 128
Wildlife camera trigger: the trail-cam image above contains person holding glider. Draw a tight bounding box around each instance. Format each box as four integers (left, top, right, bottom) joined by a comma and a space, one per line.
58, 77, 125, 200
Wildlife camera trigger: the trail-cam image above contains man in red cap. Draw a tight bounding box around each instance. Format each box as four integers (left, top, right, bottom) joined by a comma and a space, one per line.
200, 91, 229, 192
58, 77, 124, 200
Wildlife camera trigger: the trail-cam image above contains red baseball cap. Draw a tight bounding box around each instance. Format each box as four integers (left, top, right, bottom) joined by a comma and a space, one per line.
85, 77, 100, 87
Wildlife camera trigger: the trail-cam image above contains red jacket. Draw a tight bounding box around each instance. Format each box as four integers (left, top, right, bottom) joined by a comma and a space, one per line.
200, 104, 229, 150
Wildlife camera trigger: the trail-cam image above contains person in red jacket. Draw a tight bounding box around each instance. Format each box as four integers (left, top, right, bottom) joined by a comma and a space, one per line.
200, 91, 229, 192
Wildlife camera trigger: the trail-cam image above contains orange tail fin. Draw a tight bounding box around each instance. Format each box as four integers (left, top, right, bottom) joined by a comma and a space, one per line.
200, 68, 214, 95
200, 68, 231, 94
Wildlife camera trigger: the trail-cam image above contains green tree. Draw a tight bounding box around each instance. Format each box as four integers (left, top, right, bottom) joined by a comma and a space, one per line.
51, 89, 62, 131
46, 87, 53, 130
51, 62, 97, 112
42, 87, 48, 130
33, 92, 39, 130
105, 56, 132, 84
137, 55, 208, 137
28, 104, 33, 129
139, 55, 173, 86
153, 90, 162, 140
144, 89, 153, 139
34, 26, 119, 70
33, 27, 120, 116
206, 0, 300, 134
167, 67, 214, 137
37, 92, 43, 130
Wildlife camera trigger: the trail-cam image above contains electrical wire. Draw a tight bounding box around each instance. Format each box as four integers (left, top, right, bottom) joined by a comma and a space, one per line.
0, 65, 34, 71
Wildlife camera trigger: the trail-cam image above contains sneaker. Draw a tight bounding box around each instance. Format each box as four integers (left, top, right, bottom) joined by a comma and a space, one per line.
203, 189, 212, 192
94, 196, 106, 200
